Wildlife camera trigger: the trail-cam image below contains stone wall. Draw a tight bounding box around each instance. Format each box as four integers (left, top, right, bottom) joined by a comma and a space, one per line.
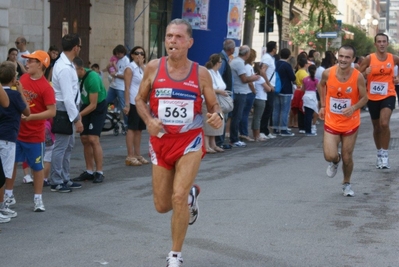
0, 0, 10, 62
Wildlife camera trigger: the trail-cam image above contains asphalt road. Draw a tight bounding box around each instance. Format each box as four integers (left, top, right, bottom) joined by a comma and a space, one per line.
1, 110, 399, 267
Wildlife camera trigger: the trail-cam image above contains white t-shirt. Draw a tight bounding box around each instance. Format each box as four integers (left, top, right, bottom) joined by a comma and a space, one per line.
208, 69, 226, 90
315, 66, 325, 83
254, 77, 267, 100
260, 53, 276, 86
126, 61, 144, 104
17, 50, 30, 66
110, 55, 130, 90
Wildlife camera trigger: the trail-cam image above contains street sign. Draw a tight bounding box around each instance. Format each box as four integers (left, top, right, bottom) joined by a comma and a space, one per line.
316, 32, 338, 38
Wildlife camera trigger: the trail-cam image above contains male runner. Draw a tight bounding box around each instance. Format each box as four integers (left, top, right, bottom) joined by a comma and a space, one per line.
358, 33, 399, 169
318, 45, 368, 197
135, 19, 223, 266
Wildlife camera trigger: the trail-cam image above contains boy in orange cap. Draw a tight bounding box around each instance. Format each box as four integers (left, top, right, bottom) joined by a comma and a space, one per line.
4, 50, 56, 212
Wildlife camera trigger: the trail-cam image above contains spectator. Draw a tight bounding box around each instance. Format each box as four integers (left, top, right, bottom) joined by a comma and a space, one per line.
302, 64, 319, 136
6, 50, 56, 212
122, 46, 150, 166
0, 61, 30, 221
44, 45, 60, 81
260, 41, 277, 139
239, 48, 257, 142
7, 48, 26, 79
273, 48, 296, 136
204, 53, 227, 153
15, 36, 30, 66
105, 45, 130, 127
229, 45, 260, 147
216, 39, 235, 150
50, 33, 83, 193
72, 57, 107, 183
252, 62, 271, 141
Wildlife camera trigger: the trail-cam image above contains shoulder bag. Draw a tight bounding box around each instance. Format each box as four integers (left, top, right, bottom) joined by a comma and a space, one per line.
210, 70, 234, 113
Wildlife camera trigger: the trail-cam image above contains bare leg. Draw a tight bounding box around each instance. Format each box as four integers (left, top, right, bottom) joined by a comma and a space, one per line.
132, 130, 142, 157
323, 131, 341, 164
88, 135, 103, 172
340, 131, 358, 184
81, 136, 94, 171
5, 163, 17, 191
378, 108, 392, 150
126, 129, 134, 158
32, 170, 44, 194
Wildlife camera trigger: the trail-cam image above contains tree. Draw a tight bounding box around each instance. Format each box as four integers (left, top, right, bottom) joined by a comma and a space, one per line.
341, 24, 374, 56
242, 0, 337, 48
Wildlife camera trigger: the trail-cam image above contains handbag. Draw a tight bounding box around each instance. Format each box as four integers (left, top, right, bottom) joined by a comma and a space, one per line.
217, 92, 234, 113
52, 110, 73, 135
52, 87, 81, 135
209, 69, 234, 113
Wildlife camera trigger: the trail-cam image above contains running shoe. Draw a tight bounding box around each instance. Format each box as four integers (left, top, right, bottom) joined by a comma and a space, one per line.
166, 252, 183, 267
280, 130, 295, 137
342, 183, 354, 197
305, 133, 317, 136
4, 194, 16, 206
65, 181, 82, 189
266, 133, 276, 139
72, 171, 94, 181
376, 155, 382, 169
0, 213, 11, 223
50, 183, 72, 193
0, 203, 17, 218
189, 184, 200, 225
23, 174, 33, 184
34, 198, 45, 212
380, 155, 390, 169
231, 141, 247, 148
299, 130, 306, 134
326, 153, 341, 178
259, 133, 268, 139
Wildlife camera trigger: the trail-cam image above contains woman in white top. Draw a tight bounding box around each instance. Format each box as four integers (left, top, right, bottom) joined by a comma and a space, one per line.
123, 46, 148, 166
252, 62, 271, 141
203, 54, 227, 153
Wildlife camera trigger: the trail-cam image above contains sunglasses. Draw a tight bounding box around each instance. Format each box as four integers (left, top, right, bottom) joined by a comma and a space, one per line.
133, 51, 144, 56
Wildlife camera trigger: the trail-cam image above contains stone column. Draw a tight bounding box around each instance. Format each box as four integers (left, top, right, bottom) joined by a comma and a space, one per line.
0, 0, 10, 62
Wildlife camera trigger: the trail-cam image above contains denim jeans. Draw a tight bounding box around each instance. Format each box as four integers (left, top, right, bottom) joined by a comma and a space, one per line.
106, 87, 128, 126
229, 94, 247, 143
272, 94, 292, 131
239, 93, 256, 136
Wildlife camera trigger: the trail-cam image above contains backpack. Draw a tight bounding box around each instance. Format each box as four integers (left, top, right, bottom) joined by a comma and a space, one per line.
270, 65, 282, 94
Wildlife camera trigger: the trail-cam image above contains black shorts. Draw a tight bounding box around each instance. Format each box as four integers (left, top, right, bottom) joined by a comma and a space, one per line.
81, 100, 107, 136
367, 96, 396, 120
127, 104, 146, 131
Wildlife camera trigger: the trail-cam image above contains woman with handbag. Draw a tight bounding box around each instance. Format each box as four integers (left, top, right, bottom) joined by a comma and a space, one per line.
203, 54, 228, 153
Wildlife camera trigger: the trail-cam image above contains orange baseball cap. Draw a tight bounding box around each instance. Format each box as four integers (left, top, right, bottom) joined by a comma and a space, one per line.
22, 50, 50, 68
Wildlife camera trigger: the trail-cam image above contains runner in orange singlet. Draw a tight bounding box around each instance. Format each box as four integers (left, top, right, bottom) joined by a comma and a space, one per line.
358, 33, 399, 169
135, 19, 222, 267
318, 45, 368, 197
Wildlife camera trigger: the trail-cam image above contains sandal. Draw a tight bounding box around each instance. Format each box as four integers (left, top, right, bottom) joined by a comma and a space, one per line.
240, 135, 254, 142
136, 155, 149, 164
125, 157, 142, 166
212, 146, 224, 153
206, 148, 217, 154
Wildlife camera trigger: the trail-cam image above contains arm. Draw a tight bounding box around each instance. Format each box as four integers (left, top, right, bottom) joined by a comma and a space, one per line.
15, 81, 30, 116
0, 84, 9, 108
357, 55, 371, 78
23, 104, 56, 121
17, 61, 27, 74
135, 59, 163, 136
80, 93, 98, 117
123, 67, 133, 115
238, 73, 260, 83
200, 66, 223, 129
342, 74, 368, 117
317, 69, 330, 120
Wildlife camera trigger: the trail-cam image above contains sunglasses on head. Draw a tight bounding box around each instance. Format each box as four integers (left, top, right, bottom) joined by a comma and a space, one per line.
133, 51, 144, 56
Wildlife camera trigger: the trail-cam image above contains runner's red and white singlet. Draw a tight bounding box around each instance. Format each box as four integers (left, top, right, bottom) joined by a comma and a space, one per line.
150, 57, 203, 135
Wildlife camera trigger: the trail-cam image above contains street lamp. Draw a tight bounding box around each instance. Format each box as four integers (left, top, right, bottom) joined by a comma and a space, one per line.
361, 13, 379, 35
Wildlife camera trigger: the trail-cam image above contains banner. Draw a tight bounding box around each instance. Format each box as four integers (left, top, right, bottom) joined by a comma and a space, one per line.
182, 0, 209, 30
226, 0, 244, 39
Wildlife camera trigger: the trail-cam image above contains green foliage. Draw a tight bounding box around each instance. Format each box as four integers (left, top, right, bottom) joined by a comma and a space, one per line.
341, 24, 374, 56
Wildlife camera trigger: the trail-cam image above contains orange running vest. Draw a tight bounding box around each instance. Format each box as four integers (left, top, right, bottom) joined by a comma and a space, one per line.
367, 53, 395, 101
325, 66, 361, 132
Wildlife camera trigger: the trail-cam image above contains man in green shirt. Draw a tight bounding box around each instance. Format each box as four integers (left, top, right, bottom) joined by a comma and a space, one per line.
72, 57, 107, 183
